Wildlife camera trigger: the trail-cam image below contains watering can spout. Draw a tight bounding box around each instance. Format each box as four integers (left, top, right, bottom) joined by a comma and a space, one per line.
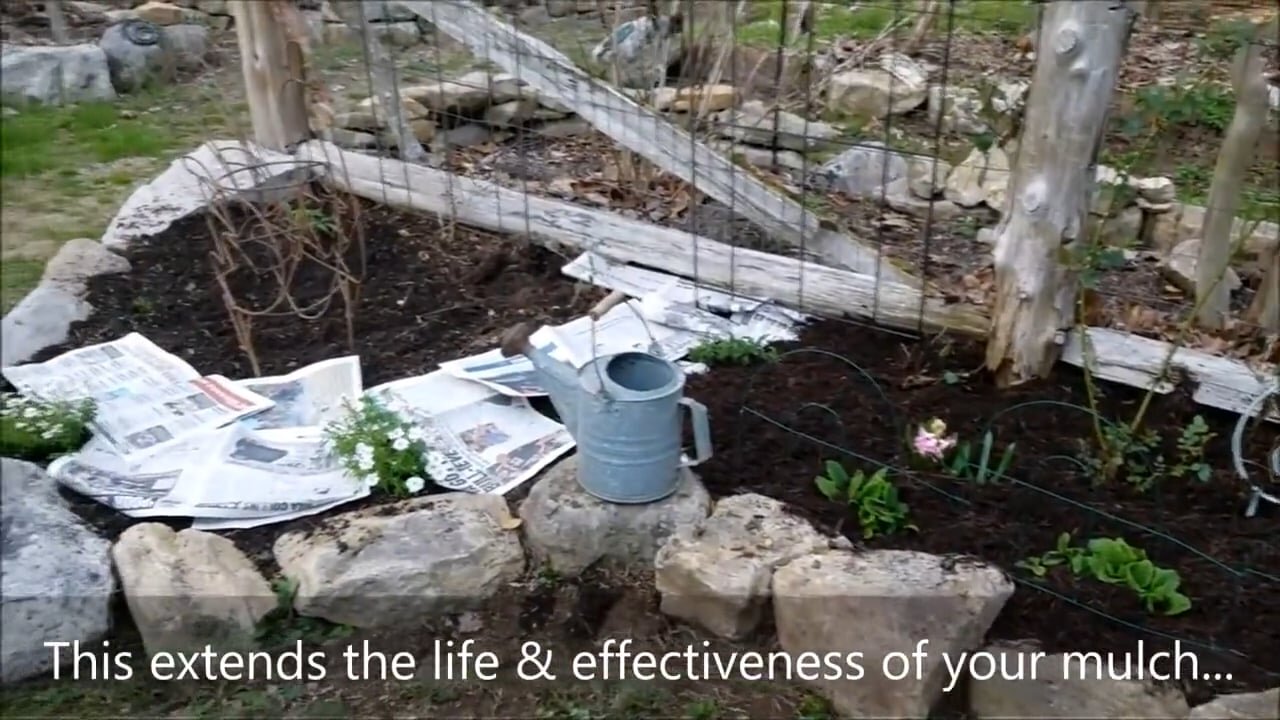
500, 322, 581, 432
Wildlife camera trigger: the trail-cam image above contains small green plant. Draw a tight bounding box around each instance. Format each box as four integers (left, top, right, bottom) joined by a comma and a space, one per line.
1017, 533, 1192, 616
324, 395, 432, 496
814, 461, 915, 539
1133, 82, 1235, 133
944, 432, 1017, 485
687, 337, 778, 367
0, 393, 95, 461
255, 577, 352, 647
1085, 416, 1215, 489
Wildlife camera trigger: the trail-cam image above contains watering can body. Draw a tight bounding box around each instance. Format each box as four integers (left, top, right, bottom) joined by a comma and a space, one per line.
520, 342, 712, 504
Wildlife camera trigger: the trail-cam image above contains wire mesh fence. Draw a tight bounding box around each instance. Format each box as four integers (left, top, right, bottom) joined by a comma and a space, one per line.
289, 0, 1280, 698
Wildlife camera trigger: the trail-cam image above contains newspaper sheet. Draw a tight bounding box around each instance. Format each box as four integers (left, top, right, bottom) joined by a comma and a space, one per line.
368, 369, 574, 496
47, 425, 367, 528
235, 356, 362, 431
2, 333, 274, 459
441, 301, 702, 397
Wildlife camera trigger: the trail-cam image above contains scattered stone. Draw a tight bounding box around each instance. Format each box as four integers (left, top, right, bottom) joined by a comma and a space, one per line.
1131, 175, 1176, 205
1150, 203, 1279, 257
827, 52, 929, 118
773, 549, 1013, 718
104, 8, 140, 24
1160, 238, 1242, 295
1189, 687, 1279, 719
99, 20, 170, 93
945, 145, 1010, 209
654, 494, 830, 640
652, 84, 737, 113
274, 493, 525, 627
161, 24, 212, 71
907, 155, 952, 199
354, 95, 431, 122
378, 118, 436, 147
591, 14, 684, 89
1, 45, 116, 106
485, 97, 539, 127
1, 459, 115, 684
713, 100, 838, 153
815, 141, 909, 199
928, 85, 988, 135
533, 117, 592, 139
405, 71, 525, 115
1094, 206, 1144, 247
102, 140, 310, 250
370, 21, 422, 48
991, 78, 1030, 115
42, 239, 131, 290
969, 642, 1190, 719
67, 1, 112, 23
884, 182, 966, 222
519, 457, 710, 577
437, 123, 500, 148
328, 127, 378, 149
112, 524, 274, 656
518, 5, 552, 24
131, 1, 186, 25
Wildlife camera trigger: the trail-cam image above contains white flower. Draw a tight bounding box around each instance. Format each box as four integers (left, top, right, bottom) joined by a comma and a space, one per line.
405, 476, 426, 494
388, 427, 405, 441
356, 454, 375, 471
21, 407, 37, 418
354, 442, 374, 461
41, 429, 59, 440
14, 421, 27, 430
363, 473, 380, 488
407, 425, 426, 442
391, 437, 409, 452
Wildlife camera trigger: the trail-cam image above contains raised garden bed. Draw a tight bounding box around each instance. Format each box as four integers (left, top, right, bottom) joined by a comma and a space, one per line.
5, 195, 1278, 718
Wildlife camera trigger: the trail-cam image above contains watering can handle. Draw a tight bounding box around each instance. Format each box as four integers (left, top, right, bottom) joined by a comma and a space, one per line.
678, 397, 713, 468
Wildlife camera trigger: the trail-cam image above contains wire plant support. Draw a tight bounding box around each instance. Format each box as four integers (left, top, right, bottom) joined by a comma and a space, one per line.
1232, 377, 1280, 518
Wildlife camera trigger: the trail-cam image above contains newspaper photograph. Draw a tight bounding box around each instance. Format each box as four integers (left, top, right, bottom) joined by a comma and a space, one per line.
369, 370, 574, 496
438, 326, 575, 397
46, 432, 218, 518
179, 426, 367, 524
236, 356, 362, 431
2, 333, 274, 459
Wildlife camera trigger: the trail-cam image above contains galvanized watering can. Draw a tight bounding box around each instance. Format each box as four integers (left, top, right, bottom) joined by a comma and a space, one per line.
499, 322, 712, 504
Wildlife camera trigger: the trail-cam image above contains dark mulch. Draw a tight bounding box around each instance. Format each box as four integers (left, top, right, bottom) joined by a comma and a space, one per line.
685, 325, 1280, 704
18, 197, 1280, 710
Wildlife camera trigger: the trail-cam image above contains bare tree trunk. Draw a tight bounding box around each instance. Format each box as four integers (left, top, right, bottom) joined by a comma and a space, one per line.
329, 0, 428, 163
229, 0, 311, 151
903, 0, 938, 55
1195, 21, 1273, 329
46, 0, 69, 43
985, 1, 1132, 386
1246, 243, 1280, 332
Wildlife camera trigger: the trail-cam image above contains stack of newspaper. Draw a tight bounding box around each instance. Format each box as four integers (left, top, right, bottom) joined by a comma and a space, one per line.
1, 289, 802, 529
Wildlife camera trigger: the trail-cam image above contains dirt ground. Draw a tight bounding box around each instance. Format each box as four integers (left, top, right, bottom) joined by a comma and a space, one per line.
6, 199, 1276, 718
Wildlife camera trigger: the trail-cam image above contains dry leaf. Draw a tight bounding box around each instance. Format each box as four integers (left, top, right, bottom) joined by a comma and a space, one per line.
498, 514, 523, 531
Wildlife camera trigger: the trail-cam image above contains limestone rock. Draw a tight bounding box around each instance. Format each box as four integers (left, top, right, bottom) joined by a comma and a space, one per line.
827, 53, 928, 118
969, 642, 1190, 719
652, 84, 737, 114
884, 182, 966, 222
329, 127, 377, 149
712, 140, 807, 173
713, 100, 838, 153
773, 549, 1013, 718
654, 494, 831, 640
485, 98, 539, 127
991, 79, 1029, 115
816, 141, 909, 199
354, 95, 430, 122
405, 71, 525, 114
0, 240, 128, 367
112, 524, 274, 656
99, 20, 170, 93
378, 118, 436, 148
160, 24, 211, 71
1, 459, 115, 684
273, 493, 525, 626
1132, 175, 1176, 205
1189, 688, 1279, 719
533, 117, 592, 139
1094, 206, 1143, 247
928, 85, 988, 135
437, 123, 500, 148
1, 45, 116, 106
132, 1, 186, 25
945, 146, 1010, 209
519, 458, 710, 576
1150, 203, 1280, 258
1160, 238, 1242, 295
908, 155, 951, 199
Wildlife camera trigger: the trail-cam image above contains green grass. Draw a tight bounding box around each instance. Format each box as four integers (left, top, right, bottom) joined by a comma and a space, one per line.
734, 0, 1037, 47
0, 102, 182, 179
1, 258, 45, 313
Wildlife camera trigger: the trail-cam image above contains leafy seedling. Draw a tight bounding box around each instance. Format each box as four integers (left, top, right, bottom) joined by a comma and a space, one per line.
687, 337, 778, 367
815, 461, 916, 539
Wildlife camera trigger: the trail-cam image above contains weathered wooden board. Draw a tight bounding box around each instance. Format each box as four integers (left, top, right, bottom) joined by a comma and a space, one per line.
397, 0, 921, 287
298, 140, 988, 337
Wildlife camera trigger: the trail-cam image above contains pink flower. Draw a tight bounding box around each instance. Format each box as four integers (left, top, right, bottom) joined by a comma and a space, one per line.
913, 419, 956, 461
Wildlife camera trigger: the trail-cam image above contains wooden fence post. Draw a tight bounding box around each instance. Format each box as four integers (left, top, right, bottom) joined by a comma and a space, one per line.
229, 0, 310, 151
984, 1, 1132, 386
